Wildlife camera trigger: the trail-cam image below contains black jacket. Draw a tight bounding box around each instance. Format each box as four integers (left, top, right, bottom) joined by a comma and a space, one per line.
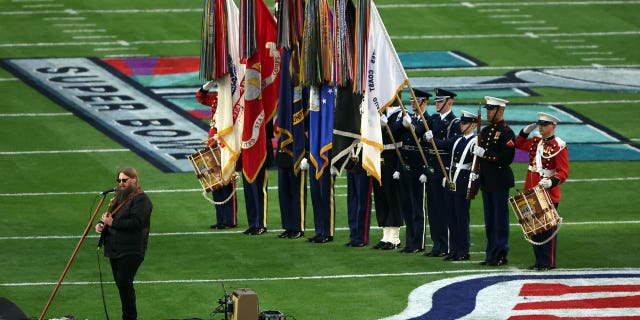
103, 192, 153, 259
478, 121, 515, 192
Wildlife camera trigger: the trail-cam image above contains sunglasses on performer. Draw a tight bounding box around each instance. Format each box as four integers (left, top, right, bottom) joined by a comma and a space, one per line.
117, 178, 129, 183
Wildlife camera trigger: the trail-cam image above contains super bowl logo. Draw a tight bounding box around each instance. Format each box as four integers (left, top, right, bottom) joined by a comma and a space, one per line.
381, 270, 640, 320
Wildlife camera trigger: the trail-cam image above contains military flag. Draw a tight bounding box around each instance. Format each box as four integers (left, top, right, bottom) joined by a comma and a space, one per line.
239, 0, 282, 182
360, 1, 409, 183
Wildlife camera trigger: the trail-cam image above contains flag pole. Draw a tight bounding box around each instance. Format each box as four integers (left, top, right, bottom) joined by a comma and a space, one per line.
406, 84, 451, 185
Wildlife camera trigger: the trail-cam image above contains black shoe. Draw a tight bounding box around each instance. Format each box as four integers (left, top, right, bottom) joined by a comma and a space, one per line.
243, 227, 256, 235
308, 235, 320, 242
443, 254, 456, 261
403, 248, 423, 254
424, 251, 447, 257
380, 242, 401, 250
345, 242, 365, 247
210, 224, 221, 229
250, 227, 267, 235
528, 264, 553, 271
278, 230, 290, 238
372, 241, 387, 249
488, 256, 508, 266
479, 261, 487, 265
286, 231, 304, 239
453, 254, 470, 261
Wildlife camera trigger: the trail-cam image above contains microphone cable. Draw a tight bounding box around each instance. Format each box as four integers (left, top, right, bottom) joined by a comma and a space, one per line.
90, 194, 111, 320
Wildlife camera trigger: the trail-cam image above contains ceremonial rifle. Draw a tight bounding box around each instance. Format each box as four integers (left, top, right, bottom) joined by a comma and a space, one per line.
466, 104, 482, 200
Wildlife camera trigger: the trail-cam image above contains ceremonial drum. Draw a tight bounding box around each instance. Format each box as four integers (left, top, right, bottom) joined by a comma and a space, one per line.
509, 185, 562, 240
188, 146, 223, 192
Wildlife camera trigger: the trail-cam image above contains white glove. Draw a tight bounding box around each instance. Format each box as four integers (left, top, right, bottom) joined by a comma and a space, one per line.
441, 177, 446, 188
419, 174, 427, 184
402, 114, 412, 128
202, 80, 215, 91
423, 130, 433, 142
470, 172, 479, 181
522, 122, 537, 134
330, 166, 339, 176
539, 178, 552, 189
380, 114, 388, 127
472, 146, 485, 157
392, 171, 400, 180
300, 158, 309, 171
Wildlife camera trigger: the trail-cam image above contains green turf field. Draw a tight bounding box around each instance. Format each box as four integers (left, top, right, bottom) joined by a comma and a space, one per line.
1, 1, 640, 319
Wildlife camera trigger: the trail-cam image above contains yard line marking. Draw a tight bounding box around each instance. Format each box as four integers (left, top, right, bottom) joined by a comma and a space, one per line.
2, 268, 639, 287
0, 177, 637, 197
568, 51, 613, 55
517, 27, 558, 31
2, 221, 639, 241
490, 14, 532, 18
550, 39, 586, 42
104, 53, 150, 58
541, 99, 640, 105
42, 17, 85, 21
0, 148, 129, 155
0, 112, 73, 116
555, 45, 599, 49
53, 23, 96, 27
582, 57, 626, 61
22, 4, 63, 8
502, 20, 547, 24
479, 9, 521, 12
62, 29, 106, 33
93, 47, 139, 52
72, 35, 116, 39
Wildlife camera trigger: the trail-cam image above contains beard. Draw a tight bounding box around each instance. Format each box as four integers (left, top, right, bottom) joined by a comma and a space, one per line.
113, 183, 138, 205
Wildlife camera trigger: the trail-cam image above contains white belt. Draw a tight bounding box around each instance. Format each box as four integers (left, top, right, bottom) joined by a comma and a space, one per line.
528, 165, 556, 177
383, 142, 402, 150
453, 163, 471, 170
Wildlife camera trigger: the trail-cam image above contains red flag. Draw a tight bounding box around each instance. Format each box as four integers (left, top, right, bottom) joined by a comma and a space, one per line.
241, 0, 282, 182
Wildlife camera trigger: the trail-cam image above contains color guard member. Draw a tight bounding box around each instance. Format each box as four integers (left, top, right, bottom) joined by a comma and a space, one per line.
471, 96, 515, 266
196, 81, 238, 230
394, 89, 431, 253
516, 112, 569, 271
421, 88, 461, 257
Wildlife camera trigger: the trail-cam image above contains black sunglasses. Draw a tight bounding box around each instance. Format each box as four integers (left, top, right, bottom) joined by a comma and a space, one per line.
117, 178, 129, 183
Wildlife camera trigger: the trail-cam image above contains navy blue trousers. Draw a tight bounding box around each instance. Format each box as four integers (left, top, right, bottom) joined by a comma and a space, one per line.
212, 181, 237, 227
346, 171, 372, 245
242, 168, 268, 229
277, 168, 307, 232
309, 167, 335, 238
481, 189, 510, 263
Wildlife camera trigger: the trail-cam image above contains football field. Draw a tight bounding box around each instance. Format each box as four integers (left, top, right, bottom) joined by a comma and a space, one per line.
1, 0, 640, 319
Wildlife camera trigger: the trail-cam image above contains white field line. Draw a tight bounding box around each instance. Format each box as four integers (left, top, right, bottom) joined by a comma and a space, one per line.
2, 268, 639, 287
2, 219, 639, 241
0, 148, 129, 155
0, 112, 73, 116
0, 177, 638, 198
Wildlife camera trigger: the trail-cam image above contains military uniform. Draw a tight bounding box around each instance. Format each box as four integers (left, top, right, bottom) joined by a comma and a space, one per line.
393, 90, 431, 253
345, 153, 373, 247
443, 110, 478, 260
372, 107, 404, 249
418, 88, 461, 257
516, 112, 569, 270
476, 96, 515, 266
196, 87, 238, 229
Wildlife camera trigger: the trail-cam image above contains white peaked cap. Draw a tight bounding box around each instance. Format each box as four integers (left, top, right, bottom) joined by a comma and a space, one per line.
538, 112, 561, 124
484, 96, 509, 107
460, 110, 478, 122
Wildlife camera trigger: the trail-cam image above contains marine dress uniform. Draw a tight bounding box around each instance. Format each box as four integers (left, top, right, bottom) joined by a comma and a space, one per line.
473, 96, 515, 266
516, 112, 569, 270
196, 83, 238, 229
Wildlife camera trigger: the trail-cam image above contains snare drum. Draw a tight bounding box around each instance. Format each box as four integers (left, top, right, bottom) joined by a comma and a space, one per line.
188, 146, 223, 192
509, 185, 561, 238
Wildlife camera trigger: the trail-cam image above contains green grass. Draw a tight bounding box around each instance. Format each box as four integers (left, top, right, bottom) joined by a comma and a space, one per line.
1, 1, 640, 319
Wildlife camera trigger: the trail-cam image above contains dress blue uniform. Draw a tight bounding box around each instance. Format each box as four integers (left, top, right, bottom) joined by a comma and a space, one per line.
475, 96, 515, 266
394, 90, 431, 253
418, 88, 461, 257
308, 165, 335, 243
443, 110, 478, 260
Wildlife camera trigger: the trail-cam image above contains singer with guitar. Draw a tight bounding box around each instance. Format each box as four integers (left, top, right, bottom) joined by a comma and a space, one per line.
95, 167, 153, 320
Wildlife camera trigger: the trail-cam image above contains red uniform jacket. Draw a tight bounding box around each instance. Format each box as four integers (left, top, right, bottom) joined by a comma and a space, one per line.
196, 89, 219, 148
515, 134, 569, 203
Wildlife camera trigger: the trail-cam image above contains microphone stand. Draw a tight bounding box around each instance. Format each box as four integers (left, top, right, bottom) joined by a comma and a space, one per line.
39, 193, 109, 320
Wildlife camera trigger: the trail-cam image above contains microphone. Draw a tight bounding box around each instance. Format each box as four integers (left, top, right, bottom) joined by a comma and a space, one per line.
99, 186, 118, 195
